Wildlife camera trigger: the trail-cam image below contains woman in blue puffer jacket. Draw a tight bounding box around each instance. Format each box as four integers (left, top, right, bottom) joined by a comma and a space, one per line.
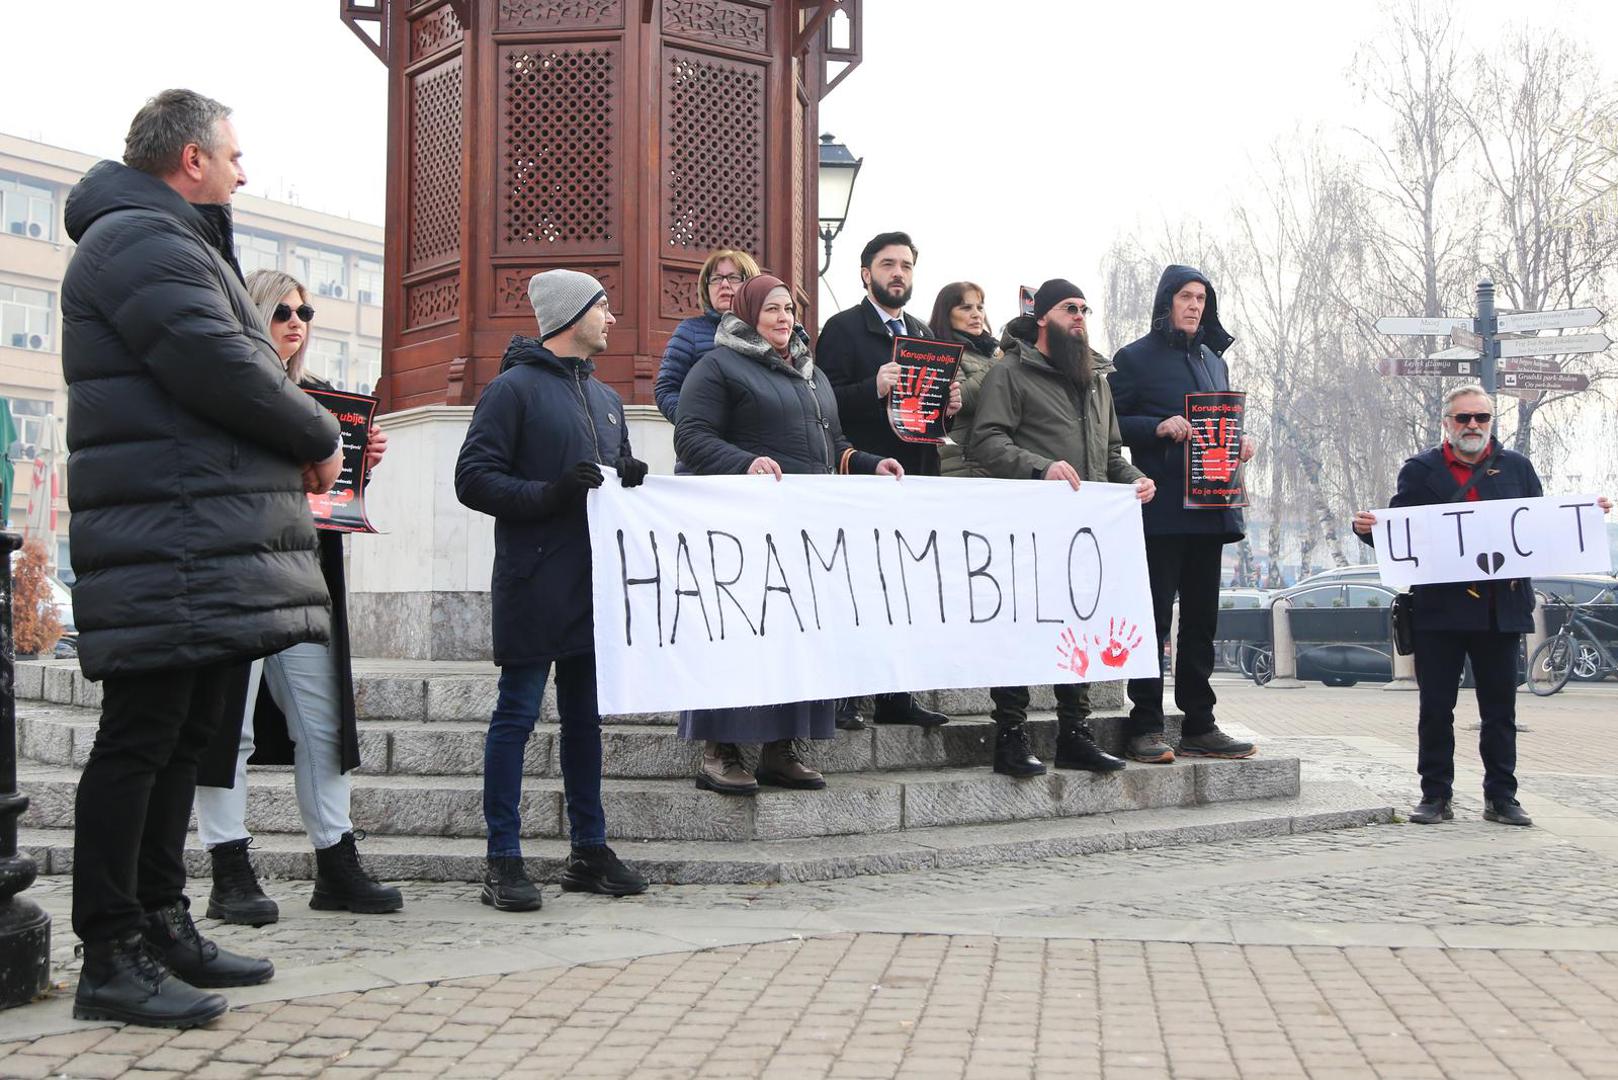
654, 248, 760, 438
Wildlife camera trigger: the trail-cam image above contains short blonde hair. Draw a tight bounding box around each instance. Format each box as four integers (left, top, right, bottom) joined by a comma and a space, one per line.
698, 248, 761, 308
244, 269, 311, 383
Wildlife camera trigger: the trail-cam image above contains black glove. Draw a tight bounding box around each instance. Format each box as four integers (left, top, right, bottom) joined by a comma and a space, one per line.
535, 461, 604, 517
617, 454, 649, 488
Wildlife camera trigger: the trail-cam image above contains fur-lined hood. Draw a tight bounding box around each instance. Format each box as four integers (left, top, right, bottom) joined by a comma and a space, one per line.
716, 312, 814, 380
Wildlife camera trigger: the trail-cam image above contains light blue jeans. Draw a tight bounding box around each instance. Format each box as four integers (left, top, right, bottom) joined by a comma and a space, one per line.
194, 642, 354, 851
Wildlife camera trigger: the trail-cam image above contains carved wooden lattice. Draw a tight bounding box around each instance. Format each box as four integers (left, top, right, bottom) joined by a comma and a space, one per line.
499, 45, 620, 253
408, 58, 462, 272
660, 266, 702, 319
409, 3, 463, 63
494, 265, 622, 316
497, 0, 624, 32
663, 49, 764, 255
663, 0, 768, 53
405, 275, 460, 329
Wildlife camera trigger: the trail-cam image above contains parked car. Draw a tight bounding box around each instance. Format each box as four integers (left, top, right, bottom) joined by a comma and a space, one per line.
1275, 578, 1399, 686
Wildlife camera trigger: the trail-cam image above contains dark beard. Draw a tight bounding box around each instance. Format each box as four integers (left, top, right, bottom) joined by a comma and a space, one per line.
871, 279, 913, 311
1045, 325, 1092, 387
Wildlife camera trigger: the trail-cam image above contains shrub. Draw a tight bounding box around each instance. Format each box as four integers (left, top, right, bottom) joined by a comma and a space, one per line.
11, 537, 63, 657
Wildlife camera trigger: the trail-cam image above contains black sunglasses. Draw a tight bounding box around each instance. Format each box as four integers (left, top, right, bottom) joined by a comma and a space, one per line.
273, 303, 316, 324
1448, 411, 1492, 425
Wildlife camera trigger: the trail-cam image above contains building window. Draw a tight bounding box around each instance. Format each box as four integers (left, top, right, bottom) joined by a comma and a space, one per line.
236, 230, 281, 276
0, 284, 53, 351
353, 344, 382, 397
354, 259, 383, 306
8, 398, 54, 457
293, 246, 349, 300
305, 337, 349, 389
0, 173, 55, 242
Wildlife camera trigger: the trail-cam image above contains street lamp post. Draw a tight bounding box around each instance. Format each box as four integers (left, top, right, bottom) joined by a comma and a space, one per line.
817, 133, 863, 278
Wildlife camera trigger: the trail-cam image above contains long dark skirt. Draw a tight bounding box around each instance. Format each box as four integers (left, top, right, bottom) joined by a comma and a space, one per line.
678, 699, 835, 744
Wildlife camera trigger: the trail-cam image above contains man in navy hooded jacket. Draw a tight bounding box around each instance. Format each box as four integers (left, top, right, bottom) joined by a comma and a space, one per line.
1109, 266, 1257, 763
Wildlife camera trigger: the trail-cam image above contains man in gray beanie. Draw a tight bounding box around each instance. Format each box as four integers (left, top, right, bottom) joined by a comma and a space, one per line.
455, 269, 650, 910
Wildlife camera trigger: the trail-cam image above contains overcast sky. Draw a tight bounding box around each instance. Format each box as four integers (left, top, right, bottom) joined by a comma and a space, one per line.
5, 0, 1616, 350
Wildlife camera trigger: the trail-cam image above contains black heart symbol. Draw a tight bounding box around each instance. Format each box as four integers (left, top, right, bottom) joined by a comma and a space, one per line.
1475, 552, 1505, 575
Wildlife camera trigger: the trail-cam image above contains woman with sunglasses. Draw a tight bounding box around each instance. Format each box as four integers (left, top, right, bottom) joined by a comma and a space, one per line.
654, 249, 760, 467
192, 269, 401, 925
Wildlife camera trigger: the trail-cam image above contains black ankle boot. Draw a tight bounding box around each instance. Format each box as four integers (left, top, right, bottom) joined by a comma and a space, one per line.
142, 901, 274, 989
312, 832, 404, 914
1055, 718, 1126, 772
74, 933, 228, 1029
206, 838, 279, 927
993, 723, 1047, 777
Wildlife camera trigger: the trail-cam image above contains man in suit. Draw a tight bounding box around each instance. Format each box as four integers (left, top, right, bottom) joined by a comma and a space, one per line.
1352, 385, 1612, 826
817, 230, 960, 730
1109, 265, 1257, 764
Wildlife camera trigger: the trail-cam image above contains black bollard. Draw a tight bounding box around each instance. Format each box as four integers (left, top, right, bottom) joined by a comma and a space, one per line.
0, 531, 50, 1009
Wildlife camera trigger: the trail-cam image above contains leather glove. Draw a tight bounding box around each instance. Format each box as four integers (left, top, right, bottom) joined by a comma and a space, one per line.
617, 454, 649, 488
535, 461, 604, 518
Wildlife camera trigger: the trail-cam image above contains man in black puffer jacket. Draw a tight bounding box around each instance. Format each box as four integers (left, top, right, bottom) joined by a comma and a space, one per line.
62, 90, 343, 1029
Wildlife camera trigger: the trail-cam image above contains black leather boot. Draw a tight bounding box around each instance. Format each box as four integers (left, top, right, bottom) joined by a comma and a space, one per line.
311, 832, 404, 914
206, 838, 279, 927
73, 933, 228, 1029
1055, 718, 1126, 772
482, 856, 543, 912
993, 723, 1047, 777
142, 901, 274, 989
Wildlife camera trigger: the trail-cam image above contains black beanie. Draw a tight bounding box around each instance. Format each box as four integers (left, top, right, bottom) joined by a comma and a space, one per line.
1033, 278, 1085, 319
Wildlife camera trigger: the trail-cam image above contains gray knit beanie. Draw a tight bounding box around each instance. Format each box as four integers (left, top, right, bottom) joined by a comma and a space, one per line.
528, 269, 607, 341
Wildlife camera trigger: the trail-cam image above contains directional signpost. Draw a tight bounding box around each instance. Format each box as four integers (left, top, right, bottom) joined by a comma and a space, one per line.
1498, 307, 1604, 333
1499, 356, 1562, 373
1500, 370, 1590, 392
1376, 356, 1480, 377
1498, 332, 1611, 358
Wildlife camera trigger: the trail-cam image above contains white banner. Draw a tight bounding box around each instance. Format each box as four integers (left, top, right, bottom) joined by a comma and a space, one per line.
587, 474, 1158, 715
1372, 493, 1611, 588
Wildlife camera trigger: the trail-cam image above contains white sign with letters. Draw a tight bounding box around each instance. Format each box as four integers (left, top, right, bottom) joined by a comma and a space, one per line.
1372, 494, 1611, 588
587, 475, 1158, 715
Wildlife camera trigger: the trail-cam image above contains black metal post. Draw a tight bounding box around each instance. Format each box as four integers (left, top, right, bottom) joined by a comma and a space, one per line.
0, 531, 50, 1009
1475, 279, 1499, 395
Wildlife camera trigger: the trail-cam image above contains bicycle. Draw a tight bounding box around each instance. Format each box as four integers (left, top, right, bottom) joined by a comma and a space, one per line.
1527, 593, 1618, 696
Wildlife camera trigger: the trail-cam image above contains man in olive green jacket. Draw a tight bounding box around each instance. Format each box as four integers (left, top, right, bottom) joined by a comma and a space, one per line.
971, 278, 1155, 777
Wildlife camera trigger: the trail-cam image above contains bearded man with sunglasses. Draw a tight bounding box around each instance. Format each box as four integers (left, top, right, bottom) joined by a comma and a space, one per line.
1352, 385, 1610, 828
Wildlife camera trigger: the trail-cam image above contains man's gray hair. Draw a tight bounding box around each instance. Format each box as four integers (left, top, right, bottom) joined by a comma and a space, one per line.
1442, 383, 1488, 411
124, 89, 232, 176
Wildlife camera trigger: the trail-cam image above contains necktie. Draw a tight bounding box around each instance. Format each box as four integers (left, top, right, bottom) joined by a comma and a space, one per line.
887, 318, 906, 338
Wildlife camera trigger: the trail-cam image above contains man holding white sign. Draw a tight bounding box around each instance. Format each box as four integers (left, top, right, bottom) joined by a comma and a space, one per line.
1353, 384, 1613, 828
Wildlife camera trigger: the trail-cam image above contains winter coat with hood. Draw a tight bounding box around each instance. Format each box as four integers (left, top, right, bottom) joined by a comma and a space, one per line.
971, 328, 1142, 487
938, 332, 1002, 478
454, 336, 632, 666
815, 298, 942, 476
675, 313, 885, 476
61, 160, 341, 681
1108, 264, 1244, 541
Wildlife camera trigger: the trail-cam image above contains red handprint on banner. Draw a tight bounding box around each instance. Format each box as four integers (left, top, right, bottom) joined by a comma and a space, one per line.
894, 365, 942, 433
1192, 417, 1237, 482
1093, 618, 1144, 668
1055, 627, 1090, 677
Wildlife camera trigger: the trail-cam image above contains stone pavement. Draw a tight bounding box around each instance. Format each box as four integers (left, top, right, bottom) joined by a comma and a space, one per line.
2, 678, 1617, 1078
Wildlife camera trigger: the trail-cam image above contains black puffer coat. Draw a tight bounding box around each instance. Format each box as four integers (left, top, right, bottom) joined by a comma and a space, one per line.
674, 314, 884, 476
455, 336, 633, 666
61, 162, 341, 680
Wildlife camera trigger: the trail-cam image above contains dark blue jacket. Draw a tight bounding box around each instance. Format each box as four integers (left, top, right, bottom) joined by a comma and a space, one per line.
1370, 440, 1543, 633
455, 336, 632, 666
654, 310, 721, 424
1108, 265, 1243, 541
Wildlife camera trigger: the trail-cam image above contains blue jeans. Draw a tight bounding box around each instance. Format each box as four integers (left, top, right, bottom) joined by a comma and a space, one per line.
484, 654, 606, 856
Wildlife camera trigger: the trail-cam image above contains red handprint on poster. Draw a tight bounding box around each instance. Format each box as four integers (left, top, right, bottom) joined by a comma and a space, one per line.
1055, 627, 1090, 677
1184, 390, 1247, 509
886, 336, 962, 445
1191, 418, 1237, 482
894, 365, 941, 433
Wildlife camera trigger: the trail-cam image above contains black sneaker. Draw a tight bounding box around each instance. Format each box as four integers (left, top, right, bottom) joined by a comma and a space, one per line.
1055, 719, 1126, 772
1177, 727, 1256, 759
73, 934, 227, 1030
1483, 798, 1532, 827
992, 723, 1047, 777
206, 838, 279, 927
481, 856, 543, 912
1408, 798, 1453, 824
560, 845, 648, 897
142, 901, 274, 989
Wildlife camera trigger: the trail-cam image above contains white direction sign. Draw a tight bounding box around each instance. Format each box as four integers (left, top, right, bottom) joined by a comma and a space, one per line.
1374, 316, 1469, 336
1431, 345, 1479, 360
1498, 332, 1612, 358
1497, 307, 1605, 333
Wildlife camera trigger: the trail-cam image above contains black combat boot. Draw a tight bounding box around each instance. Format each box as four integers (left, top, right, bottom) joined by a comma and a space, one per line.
142, 901, 274, 989
206, 838, 279, 927
311, 832, 405, 914
73, 934, 228, 1029
1055, 718, 1126, 772
992, 723, 1047, 777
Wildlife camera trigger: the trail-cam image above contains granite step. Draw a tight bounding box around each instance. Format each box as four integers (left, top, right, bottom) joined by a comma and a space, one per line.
15, 700, 1183, 779
16, 753, 1297, 843
16, 781, 1392, 885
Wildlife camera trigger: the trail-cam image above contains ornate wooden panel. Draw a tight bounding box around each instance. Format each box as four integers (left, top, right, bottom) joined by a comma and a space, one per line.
404, 274, 461, 329
497, 44, 621, 255
663, 0, 769, 54
662, 47, 765, 256
492, 264, 623, 316
406, 56, 463, 273
660, 264, 702, 319
408, 2, 464, 63
496, 0, 624, 32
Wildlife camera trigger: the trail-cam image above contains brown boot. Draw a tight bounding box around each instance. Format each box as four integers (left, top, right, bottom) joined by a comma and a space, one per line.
756, 739, 827, 790
696, 741, 758, 796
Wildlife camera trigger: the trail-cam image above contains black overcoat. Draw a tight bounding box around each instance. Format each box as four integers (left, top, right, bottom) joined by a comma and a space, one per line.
815, 298, 941, 476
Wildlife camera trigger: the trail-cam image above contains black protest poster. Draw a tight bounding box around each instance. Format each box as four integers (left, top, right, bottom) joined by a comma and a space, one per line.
303, 387, 379, 533
1184, 390, 1247, 509
1018, 285, 1036, 317
886, 336, 963, 445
